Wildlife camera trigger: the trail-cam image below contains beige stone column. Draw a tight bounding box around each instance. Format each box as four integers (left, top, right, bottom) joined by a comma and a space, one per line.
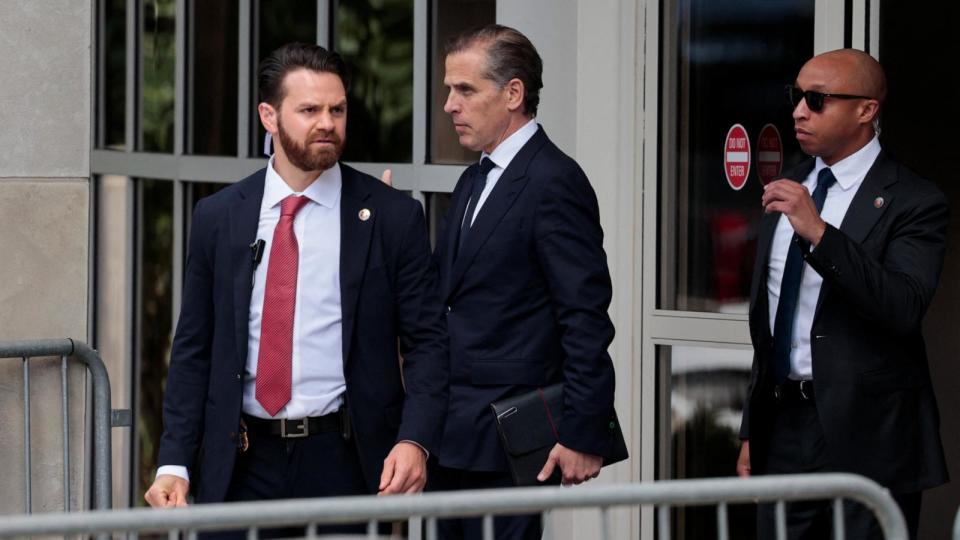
0, 0, 92, 515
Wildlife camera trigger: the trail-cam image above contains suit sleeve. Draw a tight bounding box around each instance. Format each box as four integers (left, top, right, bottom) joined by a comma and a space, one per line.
393, 200, 450, 453
534, 164, 617, 457
157, 198, 216, 470
805, 190, 948, 334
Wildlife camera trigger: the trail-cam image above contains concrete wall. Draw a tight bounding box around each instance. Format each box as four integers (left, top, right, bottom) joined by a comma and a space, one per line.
0, 0, 91, 514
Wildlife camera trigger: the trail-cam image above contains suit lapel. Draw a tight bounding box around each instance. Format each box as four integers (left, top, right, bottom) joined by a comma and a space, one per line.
441, 169, 472, 297
447, 128, 547, 297
230, 170, 266, 369
339, 165, 375, 364
813, 151, 896, 318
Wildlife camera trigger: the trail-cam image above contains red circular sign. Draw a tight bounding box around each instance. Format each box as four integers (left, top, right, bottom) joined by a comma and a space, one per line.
723, 124, 750, 190
756, 123, 783, 185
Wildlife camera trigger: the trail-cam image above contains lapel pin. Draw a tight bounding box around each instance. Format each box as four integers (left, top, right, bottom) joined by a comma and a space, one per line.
359, 208, 371, 221
874, 197, 884, 209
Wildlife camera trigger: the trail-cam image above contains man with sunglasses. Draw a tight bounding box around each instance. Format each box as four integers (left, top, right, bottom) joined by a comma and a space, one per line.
737, 49, 948, 539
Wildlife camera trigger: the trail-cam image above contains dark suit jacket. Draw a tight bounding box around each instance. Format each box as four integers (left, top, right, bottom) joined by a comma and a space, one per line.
740, 151, 949, 494
157, 164, 449, 502
435, 126, 617, 472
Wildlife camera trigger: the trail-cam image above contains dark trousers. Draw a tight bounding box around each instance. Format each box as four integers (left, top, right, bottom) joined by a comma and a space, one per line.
429, 463, 541, 540
205, 429, 379, 539
757, 400, 921, 540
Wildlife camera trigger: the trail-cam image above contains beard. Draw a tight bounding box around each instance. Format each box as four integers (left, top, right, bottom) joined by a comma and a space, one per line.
277, 118, 345, 172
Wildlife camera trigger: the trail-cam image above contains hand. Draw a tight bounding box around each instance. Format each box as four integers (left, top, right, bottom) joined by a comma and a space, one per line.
537, 443, 602, 486
144, 474, 190, 508
378, 441, 427, 495
762, 179, 827, 246
380, 169, 393, 187
736, 440, 751, 478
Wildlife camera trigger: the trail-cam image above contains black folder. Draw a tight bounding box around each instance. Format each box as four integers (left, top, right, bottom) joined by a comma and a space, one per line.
490, 383, 629, 486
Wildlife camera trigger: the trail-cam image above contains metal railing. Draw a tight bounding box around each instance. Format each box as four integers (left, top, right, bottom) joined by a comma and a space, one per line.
954, 505, 960, 540
0, 473, 906, 539
0, 338, 113, 512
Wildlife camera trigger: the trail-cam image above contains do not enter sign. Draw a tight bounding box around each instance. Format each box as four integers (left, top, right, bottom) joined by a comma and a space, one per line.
724, 124, 750, 190
757, 123, 783, 185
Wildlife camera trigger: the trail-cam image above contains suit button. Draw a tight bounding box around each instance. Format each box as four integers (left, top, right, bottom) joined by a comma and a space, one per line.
447, 306, 452, 313
236, 373, 241, 380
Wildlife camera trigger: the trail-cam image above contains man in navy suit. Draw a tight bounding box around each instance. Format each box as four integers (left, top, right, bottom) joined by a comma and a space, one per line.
737, 50, 948, 539
430, 25, 617, 539
143, 43, 448, 526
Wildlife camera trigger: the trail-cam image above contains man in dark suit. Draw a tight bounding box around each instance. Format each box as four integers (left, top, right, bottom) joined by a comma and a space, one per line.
431, 25, 617, 539
737, 49, 949, 539
143, 43, 448, 524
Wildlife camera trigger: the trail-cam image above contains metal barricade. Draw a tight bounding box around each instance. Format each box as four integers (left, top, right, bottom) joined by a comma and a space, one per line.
954, 505, 960, 540
0, 473, 906, 539
0, 338, 112, 512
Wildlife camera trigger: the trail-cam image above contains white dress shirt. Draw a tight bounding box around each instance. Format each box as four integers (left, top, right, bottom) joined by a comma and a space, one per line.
158, 159, 344, 482
766, 136, 881, 379
465, 118, 539, 226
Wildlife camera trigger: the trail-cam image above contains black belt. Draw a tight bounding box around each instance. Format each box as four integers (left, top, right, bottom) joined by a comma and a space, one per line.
242, 411, 342, 438
773, 379, 815, 405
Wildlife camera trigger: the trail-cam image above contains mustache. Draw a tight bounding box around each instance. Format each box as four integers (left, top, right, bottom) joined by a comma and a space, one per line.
308, 130, 342, 145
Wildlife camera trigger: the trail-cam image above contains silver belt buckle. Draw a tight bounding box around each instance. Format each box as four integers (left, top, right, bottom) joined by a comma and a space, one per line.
280, 418, 309, 438
798, 380, 813, 400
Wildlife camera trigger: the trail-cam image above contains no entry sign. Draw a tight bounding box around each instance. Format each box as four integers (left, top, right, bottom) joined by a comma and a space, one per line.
724, 124, 750, 190
756, 123, 783, 185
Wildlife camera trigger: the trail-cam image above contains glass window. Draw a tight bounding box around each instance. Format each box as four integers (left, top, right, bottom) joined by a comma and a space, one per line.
141, 0, 176, 153
134, 179, 173, 503
658, 0, 815, 313
336, 0, 414, 163
188, 0, 239, 156
656, 344, 754, 538
251, 0, 318, 157
428, 0, 494, 164
98, 0, 127, 150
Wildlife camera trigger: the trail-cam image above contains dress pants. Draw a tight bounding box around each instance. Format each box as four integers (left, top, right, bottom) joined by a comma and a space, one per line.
204, 428, 381, 539
757, 398, 921, 540
429, 462, 541, 540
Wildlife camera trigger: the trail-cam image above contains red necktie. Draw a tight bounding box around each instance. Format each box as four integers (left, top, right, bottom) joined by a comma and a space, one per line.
256, 195, 310, 416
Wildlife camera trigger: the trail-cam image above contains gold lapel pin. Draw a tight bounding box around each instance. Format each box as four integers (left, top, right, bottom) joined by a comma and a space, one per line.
359, 208, 371, 221
874, 197, 884, 209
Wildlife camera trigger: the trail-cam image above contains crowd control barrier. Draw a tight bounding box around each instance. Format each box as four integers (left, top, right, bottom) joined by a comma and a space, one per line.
0, 338, 114, 512
0, 473, 906, 539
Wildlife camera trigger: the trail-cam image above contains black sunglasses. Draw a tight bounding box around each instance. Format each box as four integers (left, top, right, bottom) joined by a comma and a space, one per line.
786, 85, 873, 112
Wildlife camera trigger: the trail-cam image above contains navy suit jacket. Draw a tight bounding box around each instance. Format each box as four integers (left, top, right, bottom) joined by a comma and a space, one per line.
435, 126, 617, 472
157, 163, 449, 502
740, 151, 949, 494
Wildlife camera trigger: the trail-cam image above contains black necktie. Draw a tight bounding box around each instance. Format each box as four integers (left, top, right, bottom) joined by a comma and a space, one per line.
771, 167, 837, 383
457, 157, 496, 257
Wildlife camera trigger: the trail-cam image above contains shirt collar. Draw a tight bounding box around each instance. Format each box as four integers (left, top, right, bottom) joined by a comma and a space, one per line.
482, 118, 539, 171
263, 157, 342, 210
812, 135, 881, 191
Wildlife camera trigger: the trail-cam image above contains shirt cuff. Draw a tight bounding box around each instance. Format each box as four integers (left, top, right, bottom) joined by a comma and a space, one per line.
399, 440, 429, 459
157, 465, 190, 483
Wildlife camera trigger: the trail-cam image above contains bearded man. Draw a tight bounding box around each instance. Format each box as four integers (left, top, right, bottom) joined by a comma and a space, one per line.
144, 43, 448, 535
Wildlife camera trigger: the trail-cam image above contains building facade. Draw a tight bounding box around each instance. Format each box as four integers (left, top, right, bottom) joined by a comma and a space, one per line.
1, 0, 957, 538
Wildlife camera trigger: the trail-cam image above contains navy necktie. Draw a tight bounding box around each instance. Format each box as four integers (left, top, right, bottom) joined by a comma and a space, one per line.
457, 157, 496, 257
771, 167, 836, 384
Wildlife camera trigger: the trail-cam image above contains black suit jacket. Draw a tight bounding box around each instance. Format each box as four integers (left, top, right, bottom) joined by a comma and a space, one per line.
740, 151, 949, 494
157, 164, 448, 502
435, 126, 617, 472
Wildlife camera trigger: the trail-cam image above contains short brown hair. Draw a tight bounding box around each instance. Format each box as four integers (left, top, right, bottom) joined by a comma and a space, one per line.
258, 42, 350, 108
446, 25, 543, 117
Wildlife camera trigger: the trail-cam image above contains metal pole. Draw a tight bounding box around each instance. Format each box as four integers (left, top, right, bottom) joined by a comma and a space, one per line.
22, 357, 31, 514
62, 355, 71, 511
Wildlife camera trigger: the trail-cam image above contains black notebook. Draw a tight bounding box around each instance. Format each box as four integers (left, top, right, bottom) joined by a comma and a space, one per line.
490, 383, 629, 486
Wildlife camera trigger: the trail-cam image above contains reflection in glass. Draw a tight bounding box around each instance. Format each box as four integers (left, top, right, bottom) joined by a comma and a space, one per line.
425, 192, 453, 249
189, 1, 238, 156
99, 0, 126, 149
658, 0, 815, 313
135, 179, 173, 504
141, 0, 176, 153
336, 0, 414, 163
656, 344, 754, 538
428, 0, 494, 164
252, 0, 317, 157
